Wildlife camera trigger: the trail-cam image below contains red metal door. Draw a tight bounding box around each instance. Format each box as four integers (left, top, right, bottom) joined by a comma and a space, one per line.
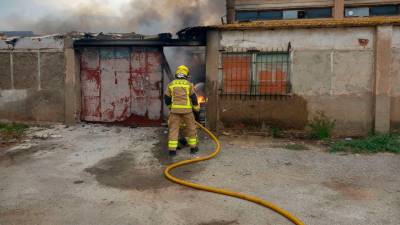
81, 48, 101, 121
80, 47, 163, 125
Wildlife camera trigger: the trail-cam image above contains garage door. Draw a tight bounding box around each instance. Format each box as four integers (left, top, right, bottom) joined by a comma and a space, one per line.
80, 47, 163, 125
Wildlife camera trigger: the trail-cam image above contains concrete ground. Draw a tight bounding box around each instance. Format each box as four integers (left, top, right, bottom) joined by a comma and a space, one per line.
0, 124, 399, 225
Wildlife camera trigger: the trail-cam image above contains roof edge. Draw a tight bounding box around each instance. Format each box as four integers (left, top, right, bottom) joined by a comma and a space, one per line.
211, 17, 400, 30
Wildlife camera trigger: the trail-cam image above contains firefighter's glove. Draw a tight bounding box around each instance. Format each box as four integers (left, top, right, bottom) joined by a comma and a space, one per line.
193, 104, 200, 112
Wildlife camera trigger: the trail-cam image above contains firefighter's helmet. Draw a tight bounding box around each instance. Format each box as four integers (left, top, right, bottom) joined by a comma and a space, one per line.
175, 65, 190, 79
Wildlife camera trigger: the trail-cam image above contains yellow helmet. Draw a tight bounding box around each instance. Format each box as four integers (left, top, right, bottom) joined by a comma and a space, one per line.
175, 65, 190, 79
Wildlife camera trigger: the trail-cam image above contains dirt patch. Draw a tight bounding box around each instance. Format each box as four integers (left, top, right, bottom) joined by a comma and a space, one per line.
85, 150, 205, 191
85, 152, 167, 191
197, 220, 239, 225
151, 129, 173, 166
323, 180, 374, 200
0, 143, 59, 166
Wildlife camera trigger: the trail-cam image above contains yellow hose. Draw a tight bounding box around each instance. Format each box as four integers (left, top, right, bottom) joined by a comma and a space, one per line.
164, 122, 306, 225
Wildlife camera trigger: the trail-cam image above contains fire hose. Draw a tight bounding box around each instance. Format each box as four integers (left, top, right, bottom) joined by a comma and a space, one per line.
164, 122, 305, 225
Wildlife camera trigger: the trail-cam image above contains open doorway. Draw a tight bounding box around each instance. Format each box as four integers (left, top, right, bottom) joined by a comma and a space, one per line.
163, 46, 207, 124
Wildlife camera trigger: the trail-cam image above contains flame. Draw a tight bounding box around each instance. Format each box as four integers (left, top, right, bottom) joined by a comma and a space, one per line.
198, 95, 206, 104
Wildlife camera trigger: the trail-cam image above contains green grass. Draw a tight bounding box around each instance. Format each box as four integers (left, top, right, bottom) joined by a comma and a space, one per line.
330, 134, 400, 154
307, 111, 336, 140
0, 122, 29, 140
284, 144, 309, 151
270, 127, 282, 138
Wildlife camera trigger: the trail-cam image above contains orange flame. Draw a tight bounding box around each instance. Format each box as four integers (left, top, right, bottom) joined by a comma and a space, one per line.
198, 95, 206, 104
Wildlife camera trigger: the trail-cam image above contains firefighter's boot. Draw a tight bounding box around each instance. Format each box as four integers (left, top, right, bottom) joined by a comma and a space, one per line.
190, 147, 199, 154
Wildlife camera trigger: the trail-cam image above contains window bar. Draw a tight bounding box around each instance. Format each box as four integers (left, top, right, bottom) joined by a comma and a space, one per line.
230, 53, 233, 99
271, 48, 278, 100
235, 51, 238, 100
237, 52, 240, 101
235, 52, 237, 100
259, 48, 262, 101
246, 51, 250, 101
223, 53, 225, 97
244, 51, 247, 101
270, 48, 277, 100
287, 49, 291, 95
239, 51, 242, 101
253, 51, 255, 100
256, 49, 259, 100
262, 48, 266, 101
274, 48, 277, 99
222, 54, 224, 97
251, 52, 255, 99
281, 48, 284, 97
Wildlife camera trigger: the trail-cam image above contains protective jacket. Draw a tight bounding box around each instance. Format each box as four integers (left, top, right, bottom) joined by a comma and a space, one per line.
164, 79, 200, 114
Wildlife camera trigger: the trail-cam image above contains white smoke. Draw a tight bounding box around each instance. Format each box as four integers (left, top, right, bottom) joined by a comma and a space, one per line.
2, 0, 225, 35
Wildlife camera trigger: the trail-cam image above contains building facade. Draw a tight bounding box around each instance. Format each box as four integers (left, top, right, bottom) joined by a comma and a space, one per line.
227, 0, 400, 23
206, 15, 400, 135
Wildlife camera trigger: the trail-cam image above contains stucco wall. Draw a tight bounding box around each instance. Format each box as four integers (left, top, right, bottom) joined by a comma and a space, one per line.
0, 36, 66, 123
391, 27, 400, 129
217, 27, 377, 135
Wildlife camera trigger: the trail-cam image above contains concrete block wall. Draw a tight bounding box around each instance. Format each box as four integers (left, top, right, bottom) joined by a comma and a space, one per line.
0, 36, 66, 123
208, 26, 399, 135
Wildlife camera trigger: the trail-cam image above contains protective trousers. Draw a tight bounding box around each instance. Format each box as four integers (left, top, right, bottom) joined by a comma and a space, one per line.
168, 112, 197, 151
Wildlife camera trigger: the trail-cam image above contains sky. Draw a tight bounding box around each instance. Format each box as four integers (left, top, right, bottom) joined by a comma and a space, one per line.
0, 0, 128, 31
0, 0, 225, 34
0, 0, 127, 18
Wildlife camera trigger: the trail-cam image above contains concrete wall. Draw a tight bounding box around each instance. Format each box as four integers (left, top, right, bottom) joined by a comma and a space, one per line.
0, 36, 66, 123
208, 26, 399, 135
391, 27, 400, 129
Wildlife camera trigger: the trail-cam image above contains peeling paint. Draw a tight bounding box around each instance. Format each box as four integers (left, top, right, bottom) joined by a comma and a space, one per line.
80, 47, 163, 125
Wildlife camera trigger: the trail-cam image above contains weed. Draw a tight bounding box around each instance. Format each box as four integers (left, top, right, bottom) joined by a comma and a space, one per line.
307, 111, 335, 140
284, 144, 309, 151
0, 122, 29, 140
270, 127, 282, 138
330, 134, 400, 154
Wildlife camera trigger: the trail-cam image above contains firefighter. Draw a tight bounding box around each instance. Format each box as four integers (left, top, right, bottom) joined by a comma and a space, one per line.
165, 65, 200, 156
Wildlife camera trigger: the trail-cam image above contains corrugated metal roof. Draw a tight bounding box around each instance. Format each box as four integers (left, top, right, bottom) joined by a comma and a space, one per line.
211, 16, 400, 30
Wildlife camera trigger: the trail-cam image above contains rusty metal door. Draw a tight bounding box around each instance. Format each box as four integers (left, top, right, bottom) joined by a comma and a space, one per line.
80, 47, 163, 125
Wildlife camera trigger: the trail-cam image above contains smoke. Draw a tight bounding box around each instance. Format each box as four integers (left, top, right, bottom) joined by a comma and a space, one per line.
2, 0, 220, 96
4, 0, 225, 35
121, 0, 224, 34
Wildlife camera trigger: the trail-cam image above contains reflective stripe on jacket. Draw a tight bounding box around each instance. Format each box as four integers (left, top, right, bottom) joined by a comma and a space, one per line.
165, 79, 198, 114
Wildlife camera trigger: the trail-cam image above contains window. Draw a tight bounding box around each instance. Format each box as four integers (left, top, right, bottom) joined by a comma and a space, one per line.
305, 8, 332, 18
370, 5, 398, 16
221, 51, 291, 97
235, 11, 258, 22
236, 10, 282, 22
345, 7, 370, 17
258, 11, 283, 20
236, 7, 332, 22
345, 5, 400, 17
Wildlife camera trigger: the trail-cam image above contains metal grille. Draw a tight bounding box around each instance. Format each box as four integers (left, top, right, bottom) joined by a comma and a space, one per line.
220, 46, 291, 99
